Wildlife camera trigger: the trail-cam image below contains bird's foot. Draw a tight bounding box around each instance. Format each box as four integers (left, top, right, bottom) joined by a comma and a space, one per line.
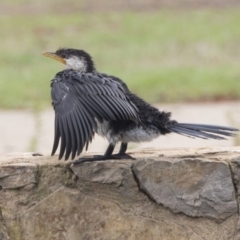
111, 153, 135, 160
73, 153, 135, 164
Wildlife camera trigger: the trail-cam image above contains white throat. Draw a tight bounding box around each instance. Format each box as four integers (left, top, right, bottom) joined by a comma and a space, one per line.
66, 56, 87, 71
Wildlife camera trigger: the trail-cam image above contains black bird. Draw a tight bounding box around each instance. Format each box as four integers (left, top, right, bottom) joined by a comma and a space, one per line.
43, 48, 238, 163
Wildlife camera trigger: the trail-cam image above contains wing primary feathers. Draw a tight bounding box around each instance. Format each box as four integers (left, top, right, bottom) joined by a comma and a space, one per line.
71, 111, 85, 156
79, 98, 103, 126
74, 104, 95, 155
78, 106, 95, 142
76, 105, 93, 148
73, 109, 87, 155
58, 117, 66, 159
82, 104, 98, 132
85, 141, 89, 151
69, 114, 80, 159
61, 116, 72, 160
66, 115, 77, 160
51, 115, 60, 156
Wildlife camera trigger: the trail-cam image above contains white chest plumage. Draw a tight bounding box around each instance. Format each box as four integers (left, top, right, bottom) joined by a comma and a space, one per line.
95, 119, 160, 144
95, 120, 111, 139
121, 126, 160, 143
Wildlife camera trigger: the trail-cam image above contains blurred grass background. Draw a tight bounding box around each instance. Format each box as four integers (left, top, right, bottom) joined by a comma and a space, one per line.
0, 1, 240, 109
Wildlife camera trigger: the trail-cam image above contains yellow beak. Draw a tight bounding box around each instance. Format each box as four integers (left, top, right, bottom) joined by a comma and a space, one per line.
42, 52, 66, 64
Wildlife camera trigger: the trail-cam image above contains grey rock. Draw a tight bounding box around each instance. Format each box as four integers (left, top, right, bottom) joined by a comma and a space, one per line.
71, 160, 133, 186
20, 187, 203, 240
229, 157, 240, 240
0, 208, 10, 240
0, 233, 9, 240
0, 148, 240, 240
133, 158, 238, 220
0, 163, 38, 189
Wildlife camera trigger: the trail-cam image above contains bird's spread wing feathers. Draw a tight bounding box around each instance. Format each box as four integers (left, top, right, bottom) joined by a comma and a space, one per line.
51, 70, 138, 160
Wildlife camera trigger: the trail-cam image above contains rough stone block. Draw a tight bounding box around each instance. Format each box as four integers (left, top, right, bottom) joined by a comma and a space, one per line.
0, 148, 240, 240
133, 158, 238, 220
0, 163, 38, 189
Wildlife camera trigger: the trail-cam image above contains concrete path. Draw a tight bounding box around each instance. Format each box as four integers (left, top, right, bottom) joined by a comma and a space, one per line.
0, 102, 239, 156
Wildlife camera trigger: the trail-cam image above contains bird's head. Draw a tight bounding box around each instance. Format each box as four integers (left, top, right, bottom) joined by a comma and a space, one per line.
42, 48, 95, 72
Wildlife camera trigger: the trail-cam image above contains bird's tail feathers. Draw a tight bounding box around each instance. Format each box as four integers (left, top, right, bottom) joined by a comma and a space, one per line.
169, 123, 238, 140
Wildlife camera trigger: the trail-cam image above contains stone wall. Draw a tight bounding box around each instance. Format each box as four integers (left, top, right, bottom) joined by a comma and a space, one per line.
1, 147, 240, 240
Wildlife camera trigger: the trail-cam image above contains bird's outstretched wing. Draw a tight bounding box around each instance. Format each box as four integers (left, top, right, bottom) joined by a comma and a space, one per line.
51, 69, 139, 160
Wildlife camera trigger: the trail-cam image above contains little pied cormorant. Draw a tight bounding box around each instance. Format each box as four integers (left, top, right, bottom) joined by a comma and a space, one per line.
42, 48, 238, 163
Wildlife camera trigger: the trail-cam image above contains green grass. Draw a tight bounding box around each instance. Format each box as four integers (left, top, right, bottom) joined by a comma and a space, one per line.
0, 9, 240, 109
